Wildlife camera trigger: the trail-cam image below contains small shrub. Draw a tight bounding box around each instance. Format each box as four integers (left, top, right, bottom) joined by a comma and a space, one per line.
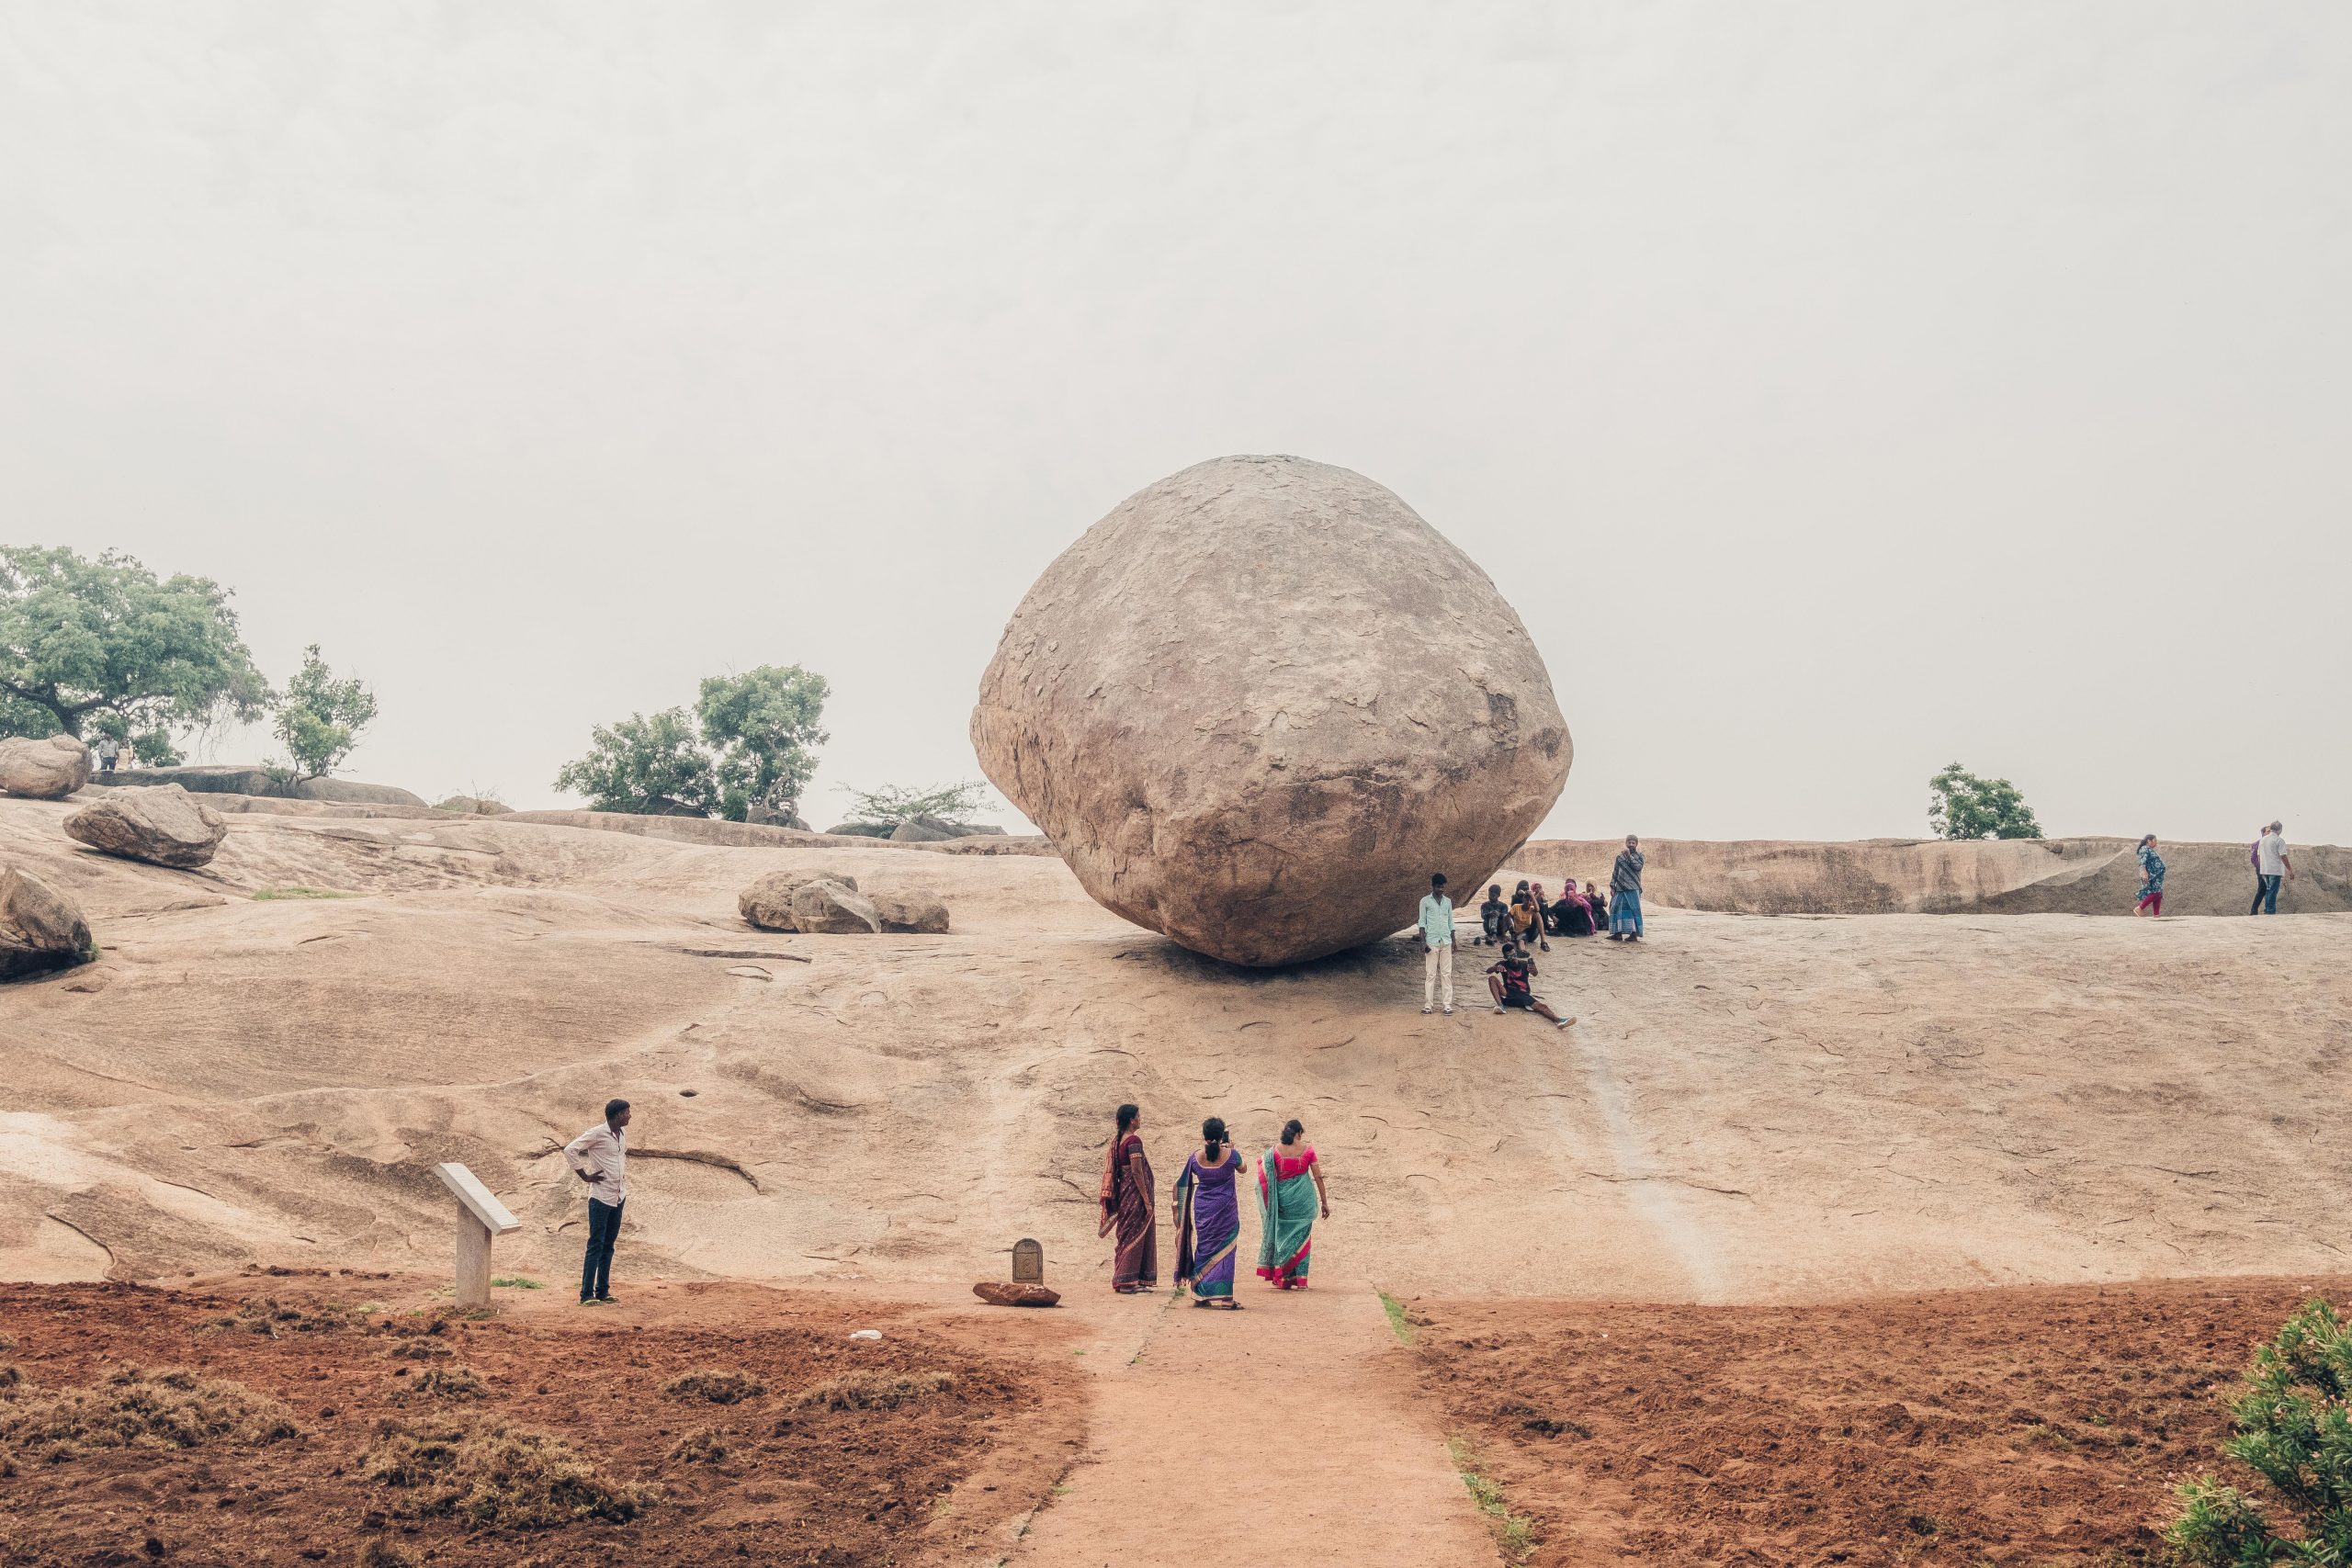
663, 1370, 765, 1405
2165, 1297, 2352, 1564
363, 1416, 649, 1529
668, 1427, 727, 1465
792, 1370, 952, 1412
490, 1275, 542, 1291
0, 1367, 298, 1468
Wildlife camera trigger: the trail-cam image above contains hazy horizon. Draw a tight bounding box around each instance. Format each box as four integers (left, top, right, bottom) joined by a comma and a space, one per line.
6, 4, 2346, 844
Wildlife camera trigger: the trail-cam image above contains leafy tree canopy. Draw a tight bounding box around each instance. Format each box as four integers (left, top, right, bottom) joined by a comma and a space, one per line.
839, 780, 993, 828
0, 546, 269, 763
553, 707, 719, 817
697, 665, 829, 823
1927, 761, 2042, 840
271, 645, 378, 782
2167, 1297, 2352, 1564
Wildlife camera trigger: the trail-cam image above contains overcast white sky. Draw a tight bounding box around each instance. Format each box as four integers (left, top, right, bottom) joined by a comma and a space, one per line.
6, 3, 2346, 842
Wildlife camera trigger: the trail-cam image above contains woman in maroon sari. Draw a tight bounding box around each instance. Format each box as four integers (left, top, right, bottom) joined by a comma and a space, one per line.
1099, 1103, 1158, 1292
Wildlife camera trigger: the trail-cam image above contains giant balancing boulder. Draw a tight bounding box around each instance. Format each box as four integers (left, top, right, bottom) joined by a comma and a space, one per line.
971, 455, 1571, 966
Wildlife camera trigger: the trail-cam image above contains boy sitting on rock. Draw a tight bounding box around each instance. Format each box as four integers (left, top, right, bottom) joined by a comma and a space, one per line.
1487, 942, 1575, 1029
1476, 884, 1510, 947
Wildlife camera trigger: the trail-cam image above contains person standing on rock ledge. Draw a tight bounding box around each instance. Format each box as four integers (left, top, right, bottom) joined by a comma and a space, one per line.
2133, 835, 2166, 918
2250, 822, 2293, 916
1609, 836, 1646, 942
1419, 874, 1457, 1014
563, 1098, 631, 1306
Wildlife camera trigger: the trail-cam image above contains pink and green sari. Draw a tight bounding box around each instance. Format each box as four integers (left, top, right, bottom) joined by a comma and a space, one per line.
1255, 1145, 1317, 1288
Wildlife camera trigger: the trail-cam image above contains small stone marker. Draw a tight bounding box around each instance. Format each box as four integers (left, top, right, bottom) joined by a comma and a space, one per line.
433, 1162, 521, 1310
976, 1237, 1057, 1307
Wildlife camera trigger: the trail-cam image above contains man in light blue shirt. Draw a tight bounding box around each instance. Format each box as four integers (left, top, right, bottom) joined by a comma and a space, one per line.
1418, 873, 1456, 1014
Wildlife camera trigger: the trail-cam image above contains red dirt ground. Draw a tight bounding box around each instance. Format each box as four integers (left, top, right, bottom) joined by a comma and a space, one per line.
1413, 1275, 2350, 1567
0, 1272, 1081, 1568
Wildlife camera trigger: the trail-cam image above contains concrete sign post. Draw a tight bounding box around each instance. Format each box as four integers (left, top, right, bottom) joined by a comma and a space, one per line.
433, 1162, 521, 1309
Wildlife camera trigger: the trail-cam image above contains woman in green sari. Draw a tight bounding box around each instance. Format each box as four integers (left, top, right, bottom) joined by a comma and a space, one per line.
1255, 1118, 1329, 1289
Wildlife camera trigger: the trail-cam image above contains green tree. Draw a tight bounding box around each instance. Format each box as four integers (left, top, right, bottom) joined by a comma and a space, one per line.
2166, 1297, 2352, 1564
697, 665, 829, 823
553, 707, 718, 816
270, 645, 378, 782
0, 546, 269, 761
838, 780, 992, 828
1927, 761, 2043, 840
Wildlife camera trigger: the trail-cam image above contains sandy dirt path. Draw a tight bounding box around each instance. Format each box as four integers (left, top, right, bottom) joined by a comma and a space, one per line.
998, 1280, 1498, 1567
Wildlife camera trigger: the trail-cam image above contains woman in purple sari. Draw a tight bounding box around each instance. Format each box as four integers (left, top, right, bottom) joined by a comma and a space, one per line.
1099, 1103, 1157, 1293
1172, 1117, 1246, 1310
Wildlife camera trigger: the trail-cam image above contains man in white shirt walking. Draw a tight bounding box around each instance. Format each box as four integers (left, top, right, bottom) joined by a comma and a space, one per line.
563, 1098, 631, 1305
1418, 873, 1457, 1015
2250, 821, 2294, 916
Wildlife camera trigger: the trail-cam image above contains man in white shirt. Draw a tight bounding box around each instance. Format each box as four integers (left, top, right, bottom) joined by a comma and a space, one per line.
563, 1098, 631, 1305
2250, 822, 2293, 916
1418, 873, 1456, 1015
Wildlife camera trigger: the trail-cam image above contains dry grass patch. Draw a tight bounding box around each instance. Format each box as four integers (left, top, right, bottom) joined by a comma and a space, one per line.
792, 1370, 953, 1412
662, 1369, 765, 1404
362, 1416, 649, 1529
406, 1365, 488, 1402
668, 1427, 728, 1465
197, 1295, 358, 1338
0, 1367, 298, 1473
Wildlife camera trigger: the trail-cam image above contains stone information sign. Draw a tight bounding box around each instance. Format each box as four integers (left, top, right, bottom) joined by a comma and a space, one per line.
1012, 1237, 1044, 1284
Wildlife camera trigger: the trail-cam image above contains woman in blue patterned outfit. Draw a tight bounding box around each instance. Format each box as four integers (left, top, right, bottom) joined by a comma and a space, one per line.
2133, 834, 2166, 918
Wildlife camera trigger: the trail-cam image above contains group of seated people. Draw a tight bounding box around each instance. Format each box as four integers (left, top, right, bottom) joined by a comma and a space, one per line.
1473, 878, 1606, 951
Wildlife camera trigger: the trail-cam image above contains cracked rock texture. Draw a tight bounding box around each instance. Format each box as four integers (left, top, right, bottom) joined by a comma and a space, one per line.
971, 454, 1570, 965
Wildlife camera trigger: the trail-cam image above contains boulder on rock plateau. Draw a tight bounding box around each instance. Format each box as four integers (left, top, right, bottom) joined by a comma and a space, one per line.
870, 888, 951, 933
786, 879, 883, 935
62, 784, 230, 869
972, 455, 1571, 966
739, 868, 859, 931
0, 735, 92, 799
0, 866, 94, 980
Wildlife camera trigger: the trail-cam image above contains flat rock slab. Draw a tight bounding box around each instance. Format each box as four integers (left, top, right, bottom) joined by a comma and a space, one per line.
973, 1281, 1060, 1308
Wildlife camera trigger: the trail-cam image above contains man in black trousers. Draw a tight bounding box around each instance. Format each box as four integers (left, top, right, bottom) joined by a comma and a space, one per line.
562, 1097, 631, 1305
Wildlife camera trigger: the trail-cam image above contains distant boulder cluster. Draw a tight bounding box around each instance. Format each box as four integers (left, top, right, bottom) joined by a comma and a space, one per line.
738, 868, 950, 936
